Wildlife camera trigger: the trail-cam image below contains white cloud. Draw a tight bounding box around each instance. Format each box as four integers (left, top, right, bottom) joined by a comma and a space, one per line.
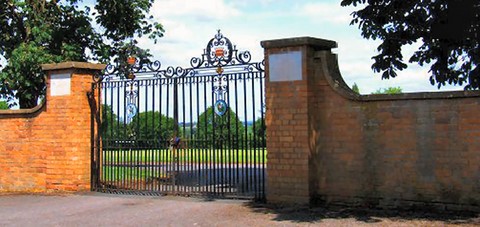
151, 0, 241, 21
142, 0, 248, 67
300, 2, 353, 25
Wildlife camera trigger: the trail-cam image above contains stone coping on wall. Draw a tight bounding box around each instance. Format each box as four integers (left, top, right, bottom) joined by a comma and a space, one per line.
261, 37, 337, 50
360, 91, 480, 101
0, 101, 45, 117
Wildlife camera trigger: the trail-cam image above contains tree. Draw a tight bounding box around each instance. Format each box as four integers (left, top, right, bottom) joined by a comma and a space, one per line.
0, 0, 164, 108
341, 0, 480, 89
0, 101, 8, 110
371, 86, 403, 94
352, 83, 360, 94
101, 104, 125, 142
196, 106, 245, 149
129, 111, 177, 148
251, 118, 266, 148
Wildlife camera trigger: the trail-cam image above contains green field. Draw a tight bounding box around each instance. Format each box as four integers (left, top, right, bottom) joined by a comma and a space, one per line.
101, 166, 168, 182
101, 148, 267, 164
99, 148, 267, 182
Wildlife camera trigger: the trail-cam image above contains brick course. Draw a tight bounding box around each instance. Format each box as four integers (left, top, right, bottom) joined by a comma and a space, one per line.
0, 62, 104, 193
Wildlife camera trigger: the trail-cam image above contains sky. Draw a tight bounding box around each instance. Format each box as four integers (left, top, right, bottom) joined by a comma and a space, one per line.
131, 0, 462, 94
0, 0, 463, 99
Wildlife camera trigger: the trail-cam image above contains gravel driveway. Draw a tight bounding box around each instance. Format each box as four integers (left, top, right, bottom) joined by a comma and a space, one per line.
0, 193, 479, 226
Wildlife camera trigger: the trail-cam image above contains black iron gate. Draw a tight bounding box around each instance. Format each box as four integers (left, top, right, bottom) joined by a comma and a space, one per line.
90, 31, 266, 200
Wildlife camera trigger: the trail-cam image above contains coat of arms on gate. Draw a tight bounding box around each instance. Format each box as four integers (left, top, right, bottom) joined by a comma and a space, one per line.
214, 100, 227, 116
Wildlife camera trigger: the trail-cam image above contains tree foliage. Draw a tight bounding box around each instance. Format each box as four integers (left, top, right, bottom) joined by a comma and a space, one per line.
0, 101, 8, 110
371, 86, 403, 94
101, 107, 176, 148
196, 106, 245, 149
341, 0, 480, 89
101, 104, 125, 141
251, 118, 266, 148
0, 0, 164, 108
130, 111, 177, 147
352, 82, 360, 94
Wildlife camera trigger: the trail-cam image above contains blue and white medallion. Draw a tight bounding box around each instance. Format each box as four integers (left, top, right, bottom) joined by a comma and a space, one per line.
214, 100, 227, 116
126, 103, 137, 119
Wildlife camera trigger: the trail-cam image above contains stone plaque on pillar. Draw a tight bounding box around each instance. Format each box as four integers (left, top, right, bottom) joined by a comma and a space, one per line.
269, 51, 302, 82
50, 73, 71, 96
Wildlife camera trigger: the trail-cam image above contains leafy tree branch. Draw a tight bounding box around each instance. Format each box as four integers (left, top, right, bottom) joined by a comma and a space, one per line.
0, 0, 164, 108
341, 0, 479, 90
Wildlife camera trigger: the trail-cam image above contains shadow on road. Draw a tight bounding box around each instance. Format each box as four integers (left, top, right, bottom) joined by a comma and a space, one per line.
244, 202, 480, 225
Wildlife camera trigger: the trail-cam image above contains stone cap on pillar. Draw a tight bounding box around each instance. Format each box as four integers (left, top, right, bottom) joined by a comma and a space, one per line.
261, 37, 337, 50
41, 61, 106, 98
41, 61, 106, 72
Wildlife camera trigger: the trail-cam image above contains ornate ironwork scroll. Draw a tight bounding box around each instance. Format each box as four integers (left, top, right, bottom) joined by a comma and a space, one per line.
209, 31, 231, 116
125, 80, 138, 121
213, 66, 228, 116
97, 30, 265, 118
99, 30, 264, 81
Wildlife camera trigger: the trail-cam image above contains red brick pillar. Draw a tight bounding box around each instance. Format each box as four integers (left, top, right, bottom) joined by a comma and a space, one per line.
261, 38, 337, 204
41, 62, 105, 192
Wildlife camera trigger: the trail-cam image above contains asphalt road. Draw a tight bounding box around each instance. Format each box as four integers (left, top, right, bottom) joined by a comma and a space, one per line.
0, 193, 478, 227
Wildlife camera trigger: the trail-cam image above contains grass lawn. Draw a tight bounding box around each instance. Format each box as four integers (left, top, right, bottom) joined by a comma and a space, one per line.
99, 148, 267, 182
101, 166, 169, 182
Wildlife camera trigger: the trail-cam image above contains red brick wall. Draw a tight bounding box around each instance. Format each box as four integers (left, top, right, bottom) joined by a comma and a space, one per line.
0, 62, 104, 193
262, 38, 480, 210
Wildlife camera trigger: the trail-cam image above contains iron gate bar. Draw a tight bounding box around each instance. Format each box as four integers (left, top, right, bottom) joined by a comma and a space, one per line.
251, 72, 256, 198
210, 74, 216, 196
243, 71, 248, 194
173, 77, 178, 190
234, 73, 239, 194
260, 71, 265, 199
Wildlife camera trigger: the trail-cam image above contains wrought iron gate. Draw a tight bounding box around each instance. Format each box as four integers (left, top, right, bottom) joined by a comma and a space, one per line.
90, 31, 266, 200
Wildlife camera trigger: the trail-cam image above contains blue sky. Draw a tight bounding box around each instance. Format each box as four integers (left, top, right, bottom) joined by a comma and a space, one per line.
135, 0, 462, 94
